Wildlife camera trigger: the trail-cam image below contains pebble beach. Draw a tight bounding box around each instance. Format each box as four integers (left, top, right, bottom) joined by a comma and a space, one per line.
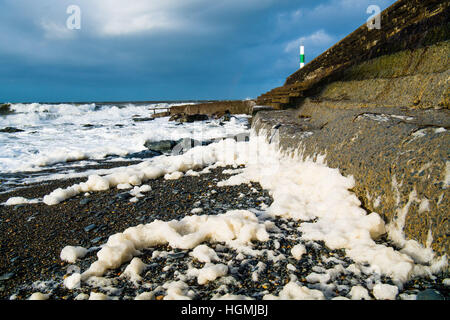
0, 102, 448, 301
1, 164, 448, 301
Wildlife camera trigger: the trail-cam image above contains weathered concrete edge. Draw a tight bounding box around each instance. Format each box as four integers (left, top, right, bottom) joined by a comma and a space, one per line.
169, 100, 256, 116
251, 107, 449, 259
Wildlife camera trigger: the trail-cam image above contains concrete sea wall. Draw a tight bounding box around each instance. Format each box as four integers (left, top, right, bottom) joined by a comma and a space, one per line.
252, 0, 449, 257
257, 0, 449, 109
169, 100, 255, 116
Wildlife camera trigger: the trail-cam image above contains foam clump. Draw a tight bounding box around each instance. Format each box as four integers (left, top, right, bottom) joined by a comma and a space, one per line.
120, 257, 147, 283
89, 292, 110, 300
137, 184, 152, 193
190, 245, 220, 263
163, 281, 196, 300
74, 293, 89, 300
185, 169, 200, 177
372, 283, 399, 300
60, 246, 88, 263
64, 273, 81, 290
28, 292, 50, 300
128, 184, 152, 201
349, 285, 372, 300
117, 183, 132, 190
164, 171, 184, 180
187, 263, 228, 285
291, 244, 306, 260
263, 281, 325, 300
81, 210, 269, 280
4, 197, 39, 206
306, 272, 330, 284
134, 292, 155, 300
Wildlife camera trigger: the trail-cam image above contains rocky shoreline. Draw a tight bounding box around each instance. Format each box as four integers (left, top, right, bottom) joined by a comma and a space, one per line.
0, 163, 448, 300
0, 165, 265, 299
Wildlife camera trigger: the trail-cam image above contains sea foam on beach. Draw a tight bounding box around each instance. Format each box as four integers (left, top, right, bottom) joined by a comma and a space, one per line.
3, 103, 447, 300
27, 130, 446, 299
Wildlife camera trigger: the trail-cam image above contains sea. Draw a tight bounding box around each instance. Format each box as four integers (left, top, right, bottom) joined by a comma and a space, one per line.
0, 101, 251, 193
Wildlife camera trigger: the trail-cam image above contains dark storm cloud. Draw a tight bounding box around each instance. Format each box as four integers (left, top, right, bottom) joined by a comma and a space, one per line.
0, 0, 396, 102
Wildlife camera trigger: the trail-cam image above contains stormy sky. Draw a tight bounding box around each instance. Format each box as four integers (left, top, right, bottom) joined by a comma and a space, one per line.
0, 0, 396, 102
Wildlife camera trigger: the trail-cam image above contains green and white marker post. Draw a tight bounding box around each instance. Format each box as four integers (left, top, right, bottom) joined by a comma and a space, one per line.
300, 45, 305, 68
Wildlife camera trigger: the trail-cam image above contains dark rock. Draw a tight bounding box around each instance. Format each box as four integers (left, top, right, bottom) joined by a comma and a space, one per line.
79, 198, 91, 206
144, 140, 178, 153
167, 252, 187, 259
169, 113, 209, 123
185, 114, 209, 122
416, 289, 446, 300
125, 150, 161, 159
0, 104, 13, 115
212, 110, 231, 122
151, 111, 170, 118
171, 138, 203, 155
169, 113, 183, 122
84, 224, 96, 232
132, 117, 155, 122
0, 127, 24, 133
91, 237, 103, 244
145, 137, 210, 155
10, 256, 20, 264
115, 192, 132, 201
13, 204, 25, 211
0, 273, 15, 281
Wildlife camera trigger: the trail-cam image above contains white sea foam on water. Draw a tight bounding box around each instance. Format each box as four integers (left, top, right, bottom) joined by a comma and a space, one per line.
0, 102, 250, 175
34, 129, 447, 300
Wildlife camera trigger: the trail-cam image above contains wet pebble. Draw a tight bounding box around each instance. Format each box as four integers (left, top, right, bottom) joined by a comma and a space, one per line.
91, 236, 103, 244
167, 252, 187, 260
416, 289, 445, 300
84, 224, 96, 232
115, 192, 132, 201
10, 256, 20, 264
79, 198, 91, 206
0, 273, 15, 281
